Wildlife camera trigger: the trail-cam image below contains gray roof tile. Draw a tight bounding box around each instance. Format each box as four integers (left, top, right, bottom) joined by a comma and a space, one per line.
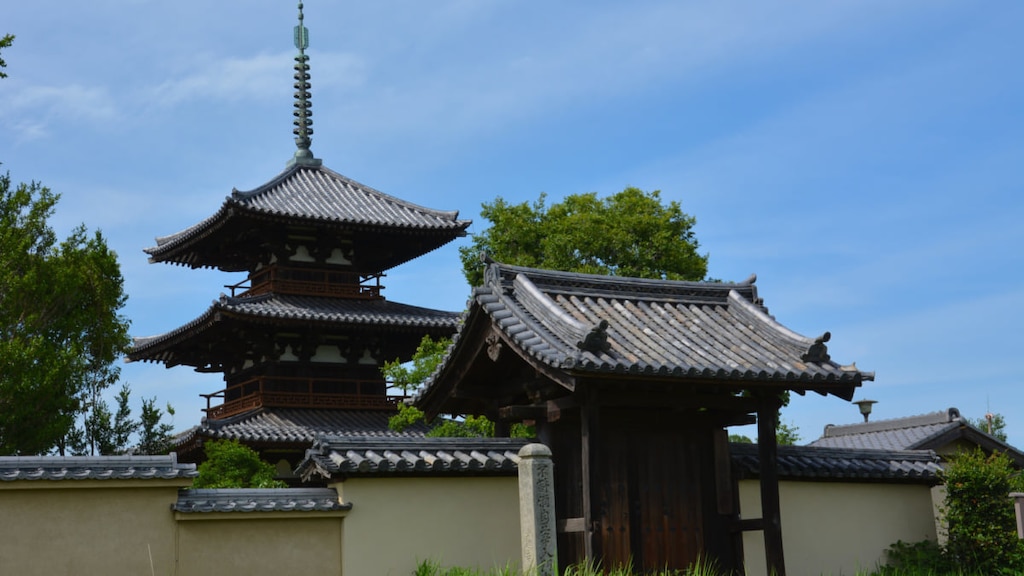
419, 263, 871, 408
173, 488, 350, 513
296, 436, 529, 481
0, 454, 197, 482
177, 408, 430, 448
807, 408, 1024, 466
730, 444, 943, 483
131, 293, 459, 360
146, 164, 469, 264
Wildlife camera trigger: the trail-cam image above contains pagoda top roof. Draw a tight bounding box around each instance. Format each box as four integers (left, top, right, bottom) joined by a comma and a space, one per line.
417, 262, 873, 416
144, 163, 470, 271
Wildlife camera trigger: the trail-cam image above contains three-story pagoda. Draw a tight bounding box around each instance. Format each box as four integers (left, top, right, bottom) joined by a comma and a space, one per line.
129, 3, 469, 466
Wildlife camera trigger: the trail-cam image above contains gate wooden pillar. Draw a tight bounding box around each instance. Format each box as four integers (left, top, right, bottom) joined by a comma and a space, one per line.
757, 398, 786, 576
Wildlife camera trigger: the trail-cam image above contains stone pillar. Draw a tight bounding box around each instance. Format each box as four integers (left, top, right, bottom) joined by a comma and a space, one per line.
1012, 492, 1024, 539
518, 443, 557, 576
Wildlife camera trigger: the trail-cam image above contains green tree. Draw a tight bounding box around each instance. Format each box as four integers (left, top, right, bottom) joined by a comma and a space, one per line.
941, 448, 1024, 573
136, 397, 175, 455
0, 34, 12, 78
385, 336, 533, 438
0, 173, 131, 455
193, 440, 287, 488
458, 188, 708, 287
968, 412, 1008, 442
77, 383, 138, 456
776, 420, 801, 446
382, 335, 451, 394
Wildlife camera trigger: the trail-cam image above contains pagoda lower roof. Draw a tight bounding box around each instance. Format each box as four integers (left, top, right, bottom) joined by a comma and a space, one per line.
174, 408, 430, 450
129, 292, 460, 364
144, 164, 470, 271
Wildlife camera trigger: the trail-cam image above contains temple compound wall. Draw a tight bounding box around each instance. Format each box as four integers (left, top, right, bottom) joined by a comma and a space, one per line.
0, 453, 943, 575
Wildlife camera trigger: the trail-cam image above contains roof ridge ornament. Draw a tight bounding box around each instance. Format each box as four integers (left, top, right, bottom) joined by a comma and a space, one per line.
287, 1, 322, 169
801, 331, 831, 363
577, 320, 611, 354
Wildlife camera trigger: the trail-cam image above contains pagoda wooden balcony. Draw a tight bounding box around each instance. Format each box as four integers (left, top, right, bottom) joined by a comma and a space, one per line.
202, 376, 404, 420
225, 267, 384, 299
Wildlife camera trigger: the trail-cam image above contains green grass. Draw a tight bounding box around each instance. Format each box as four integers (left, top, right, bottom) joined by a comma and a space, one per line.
412, 559, 995, 576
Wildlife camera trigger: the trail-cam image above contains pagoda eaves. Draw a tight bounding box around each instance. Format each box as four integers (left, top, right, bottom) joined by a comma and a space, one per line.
145, 163, 470, 272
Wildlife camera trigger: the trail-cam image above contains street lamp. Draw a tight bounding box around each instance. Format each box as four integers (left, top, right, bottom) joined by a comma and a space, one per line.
853, 399, 877, 422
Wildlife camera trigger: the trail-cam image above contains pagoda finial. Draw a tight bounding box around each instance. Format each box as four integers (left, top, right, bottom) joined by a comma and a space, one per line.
287, 1, 322, 168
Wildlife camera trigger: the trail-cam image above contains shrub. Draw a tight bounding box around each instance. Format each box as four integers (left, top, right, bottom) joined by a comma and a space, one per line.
193, 439, 287, 488
940, 448, 1024, 574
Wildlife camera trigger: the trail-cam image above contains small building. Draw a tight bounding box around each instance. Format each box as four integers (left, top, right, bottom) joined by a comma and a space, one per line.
416, 261, 874, 574
809, 407, 1024, 467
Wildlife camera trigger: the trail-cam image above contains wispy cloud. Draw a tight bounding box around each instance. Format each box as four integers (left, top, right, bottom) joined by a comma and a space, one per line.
144, 50, 365, 108
0, 83, 118, 141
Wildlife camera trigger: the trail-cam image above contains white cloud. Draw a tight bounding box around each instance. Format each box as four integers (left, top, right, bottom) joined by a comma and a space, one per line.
145, 50, 365, 108
0, 83, 117, 141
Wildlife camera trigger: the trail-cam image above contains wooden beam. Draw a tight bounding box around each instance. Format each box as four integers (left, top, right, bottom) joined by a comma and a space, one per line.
730, 518, 765, 533
498, 405, 547, 421
757, 399, 786, 576
557, 517, 586, 534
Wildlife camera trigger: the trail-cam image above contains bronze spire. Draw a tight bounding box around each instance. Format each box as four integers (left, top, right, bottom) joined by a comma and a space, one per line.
288, 1, 322, 168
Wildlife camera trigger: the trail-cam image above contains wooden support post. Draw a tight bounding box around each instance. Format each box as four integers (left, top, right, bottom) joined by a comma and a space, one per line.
580, 403, 596, 562
757, 400, 786, 576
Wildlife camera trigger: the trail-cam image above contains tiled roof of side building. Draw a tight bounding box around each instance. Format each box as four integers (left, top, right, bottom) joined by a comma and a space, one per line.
173, 488, 350, 514
130, 293, 460, 361
417, 263, 873, 415
145, 164, 470, 266
809, 409, 963, 451
296, 436, 530, 481
807, 407, 1024, 466
730, 444, 943, 484
0, 454, 197, 482
175, 408, 431, 449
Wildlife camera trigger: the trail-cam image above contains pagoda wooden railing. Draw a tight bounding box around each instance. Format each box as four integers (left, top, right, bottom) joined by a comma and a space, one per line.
202, 375, 404, 420
226, 267, 384, 299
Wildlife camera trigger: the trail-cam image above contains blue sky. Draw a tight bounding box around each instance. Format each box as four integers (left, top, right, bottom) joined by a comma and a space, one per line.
3, 1, 1022, 446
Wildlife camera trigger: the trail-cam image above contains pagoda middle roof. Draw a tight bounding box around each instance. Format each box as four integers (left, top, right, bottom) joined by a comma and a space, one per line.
145, 163, 470, 270
129, 292, 460, 364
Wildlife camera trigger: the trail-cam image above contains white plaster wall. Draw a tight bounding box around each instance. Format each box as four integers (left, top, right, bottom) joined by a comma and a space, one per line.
335, 476, 521, 575
739, 480, 938, 576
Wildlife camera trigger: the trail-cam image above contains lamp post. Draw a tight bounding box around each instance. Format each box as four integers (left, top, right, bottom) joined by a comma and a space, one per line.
853, 399, 877, 422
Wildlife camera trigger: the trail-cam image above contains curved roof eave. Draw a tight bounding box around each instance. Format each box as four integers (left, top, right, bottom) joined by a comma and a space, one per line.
143, 163, 470, 264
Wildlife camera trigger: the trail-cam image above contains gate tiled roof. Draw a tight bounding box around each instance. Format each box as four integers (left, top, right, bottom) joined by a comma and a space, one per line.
417, 262, 872, 415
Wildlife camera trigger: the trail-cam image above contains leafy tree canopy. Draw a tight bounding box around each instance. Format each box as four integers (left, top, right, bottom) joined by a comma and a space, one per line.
0, 34, 12, 78
458, 188, 708, 287
967, 412, 1008, 443
193, 440, 287, 489
0, 173, 131, 455
385, 336, 533, 439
